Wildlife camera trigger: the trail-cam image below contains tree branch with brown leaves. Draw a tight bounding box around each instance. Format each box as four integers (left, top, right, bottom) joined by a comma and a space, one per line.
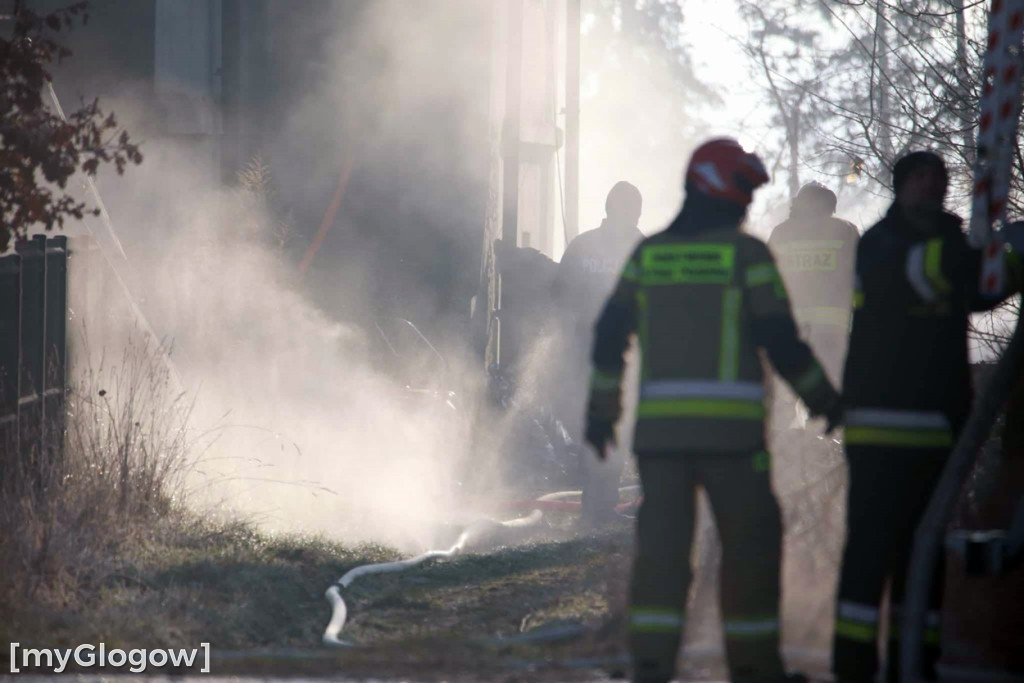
0, 1, 142, 252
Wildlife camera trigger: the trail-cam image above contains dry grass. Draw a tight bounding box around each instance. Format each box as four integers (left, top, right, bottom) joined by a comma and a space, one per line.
0, 333, 194, 608
0, 329, 634, 676
0, 313, 852, 678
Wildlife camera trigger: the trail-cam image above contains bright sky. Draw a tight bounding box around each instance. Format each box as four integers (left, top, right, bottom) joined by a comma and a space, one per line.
565, 0, 775, 253
680, 0, 838, 238
681, 0, 763, 140
678, 0, 906, 237
599, 0, 1013, 360
567, 0, 977, 248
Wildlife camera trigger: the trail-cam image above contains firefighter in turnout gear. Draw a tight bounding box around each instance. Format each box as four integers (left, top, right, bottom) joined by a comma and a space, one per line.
769, 182, 859, 385
832, 151, 1022, 683
585, 138, 842, 683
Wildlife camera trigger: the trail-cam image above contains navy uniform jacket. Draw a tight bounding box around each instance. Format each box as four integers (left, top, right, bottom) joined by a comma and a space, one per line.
843, 205, 1020, 445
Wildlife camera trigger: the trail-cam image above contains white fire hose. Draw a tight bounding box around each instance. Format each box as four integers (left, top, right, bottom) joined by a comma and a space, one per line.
321, 487, 640, 647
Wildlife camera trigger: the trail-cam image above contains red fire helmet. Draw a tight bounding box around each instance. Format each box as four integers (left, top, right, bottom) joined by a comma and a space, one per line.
685, 138, 770, 206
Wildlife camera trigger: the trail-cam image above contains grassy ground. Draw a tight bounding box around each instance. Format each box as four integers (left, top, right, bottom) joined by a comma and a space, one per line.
0, 511, 639, 680
0, 342, 841, 680
0, 495, 836, 680
0, 340, 647, 680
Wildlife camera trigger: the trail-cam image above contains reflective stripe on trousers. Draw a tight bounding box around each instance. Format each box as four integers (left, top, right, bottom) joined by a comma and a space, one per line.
835, 600, 880, 642
723, 616, 780, 639
890, 604, 943, 645
845, 408, 953, 447
638, 380, 764, 419
834, 600, 942, 646
629, 606, 685, 633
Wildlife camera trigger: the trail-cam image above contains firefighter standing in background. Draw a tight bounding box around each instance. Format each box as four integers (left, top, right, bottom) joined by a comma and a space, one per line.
552, 181, 644, 525
833, 152, 1021, 683
769, 182, 859, 386
585, 138, 842, 683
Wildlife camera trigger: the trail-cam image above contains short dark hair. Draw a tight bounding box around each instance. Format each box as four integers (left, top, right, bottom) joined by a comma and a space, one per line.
892, 151, 947, 195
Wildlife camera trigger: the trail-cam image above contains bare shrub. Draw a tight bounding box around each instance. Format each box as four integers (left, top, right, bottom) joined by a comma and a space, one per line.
0, 332, 193, 606
236, 155, 294, 250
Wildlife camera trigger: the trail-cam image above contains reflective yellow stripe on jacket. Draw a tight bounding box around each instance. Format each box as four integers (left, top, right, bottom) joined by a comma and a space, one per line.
638, 242, 735, 285
906, 238, 953, 303
844, 408, 954, 448
795, 305, 851, 329
638, 380, 766, 420
631, 242, 769, 425
620, 235, 832, 452
777, 239, 845, 272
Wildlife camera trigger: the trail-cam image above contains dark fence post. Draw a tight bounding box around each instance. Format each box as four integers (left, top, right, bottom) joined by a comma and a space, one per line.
44, 236, 68, 469
66, 235, 98, 382
0, 253, 21, 484
15, 236, 47, 480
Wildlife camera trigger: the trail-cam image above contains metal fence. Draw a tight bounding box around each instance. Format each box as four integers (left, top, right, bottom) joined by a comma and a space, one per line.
0, 235, 69, 477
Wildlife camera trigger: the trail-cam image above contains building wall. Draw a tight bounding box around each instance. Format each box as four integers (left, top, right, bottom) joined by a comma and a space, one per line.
34, 0, 494, 338
480, 0, 566, 365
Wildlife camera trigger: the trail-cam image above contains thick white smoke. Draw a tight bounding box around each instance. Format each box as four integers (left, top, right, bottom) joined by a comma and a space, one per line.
63, 2, 506, 551
71, 143, 480, 550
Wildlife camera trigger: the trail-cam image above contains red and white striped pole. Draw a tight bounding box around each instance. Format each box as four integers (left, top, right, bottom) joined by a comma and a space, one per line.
969, 0, 1024, 295
902, 4, 1024, 682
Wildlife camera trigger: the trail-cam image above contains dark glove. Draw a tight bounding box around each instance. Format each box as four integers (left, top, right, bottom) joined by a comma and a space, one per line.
823, 395, 845, 435
585, 417, 616, 461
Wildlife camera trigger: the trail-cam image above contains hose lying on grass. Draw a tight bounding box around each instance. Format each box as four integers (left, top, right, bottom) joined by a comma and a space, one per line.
322, 511, 543, 646
501, 485, 642, 515
321, 487, 640, 647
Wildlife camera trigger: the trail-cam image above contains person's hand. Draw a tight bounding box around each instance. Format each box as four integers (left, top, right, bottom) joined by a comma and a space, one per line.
824, 396, 845, 435
585, 417, 616, 461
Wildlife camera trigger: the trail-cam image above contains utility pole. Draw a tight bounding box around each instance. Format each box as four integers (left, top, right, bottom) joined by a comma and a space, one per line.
564, 0, 581, 244
502, 0, 523, 247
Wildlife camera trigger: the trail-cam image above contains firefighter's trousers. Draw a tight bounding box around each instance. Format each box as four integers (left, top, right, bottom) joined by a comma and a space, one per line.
833, 446, 947, 682
581, 442, 626, 523
582, 348, 638, 525
630, 452, 786, 683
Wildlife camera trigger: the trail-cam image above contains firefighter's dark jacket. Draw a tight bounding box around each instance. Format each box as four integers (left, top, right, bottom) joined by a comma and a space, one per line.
587, 207, 840, 453
843, 204, 1022, 437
